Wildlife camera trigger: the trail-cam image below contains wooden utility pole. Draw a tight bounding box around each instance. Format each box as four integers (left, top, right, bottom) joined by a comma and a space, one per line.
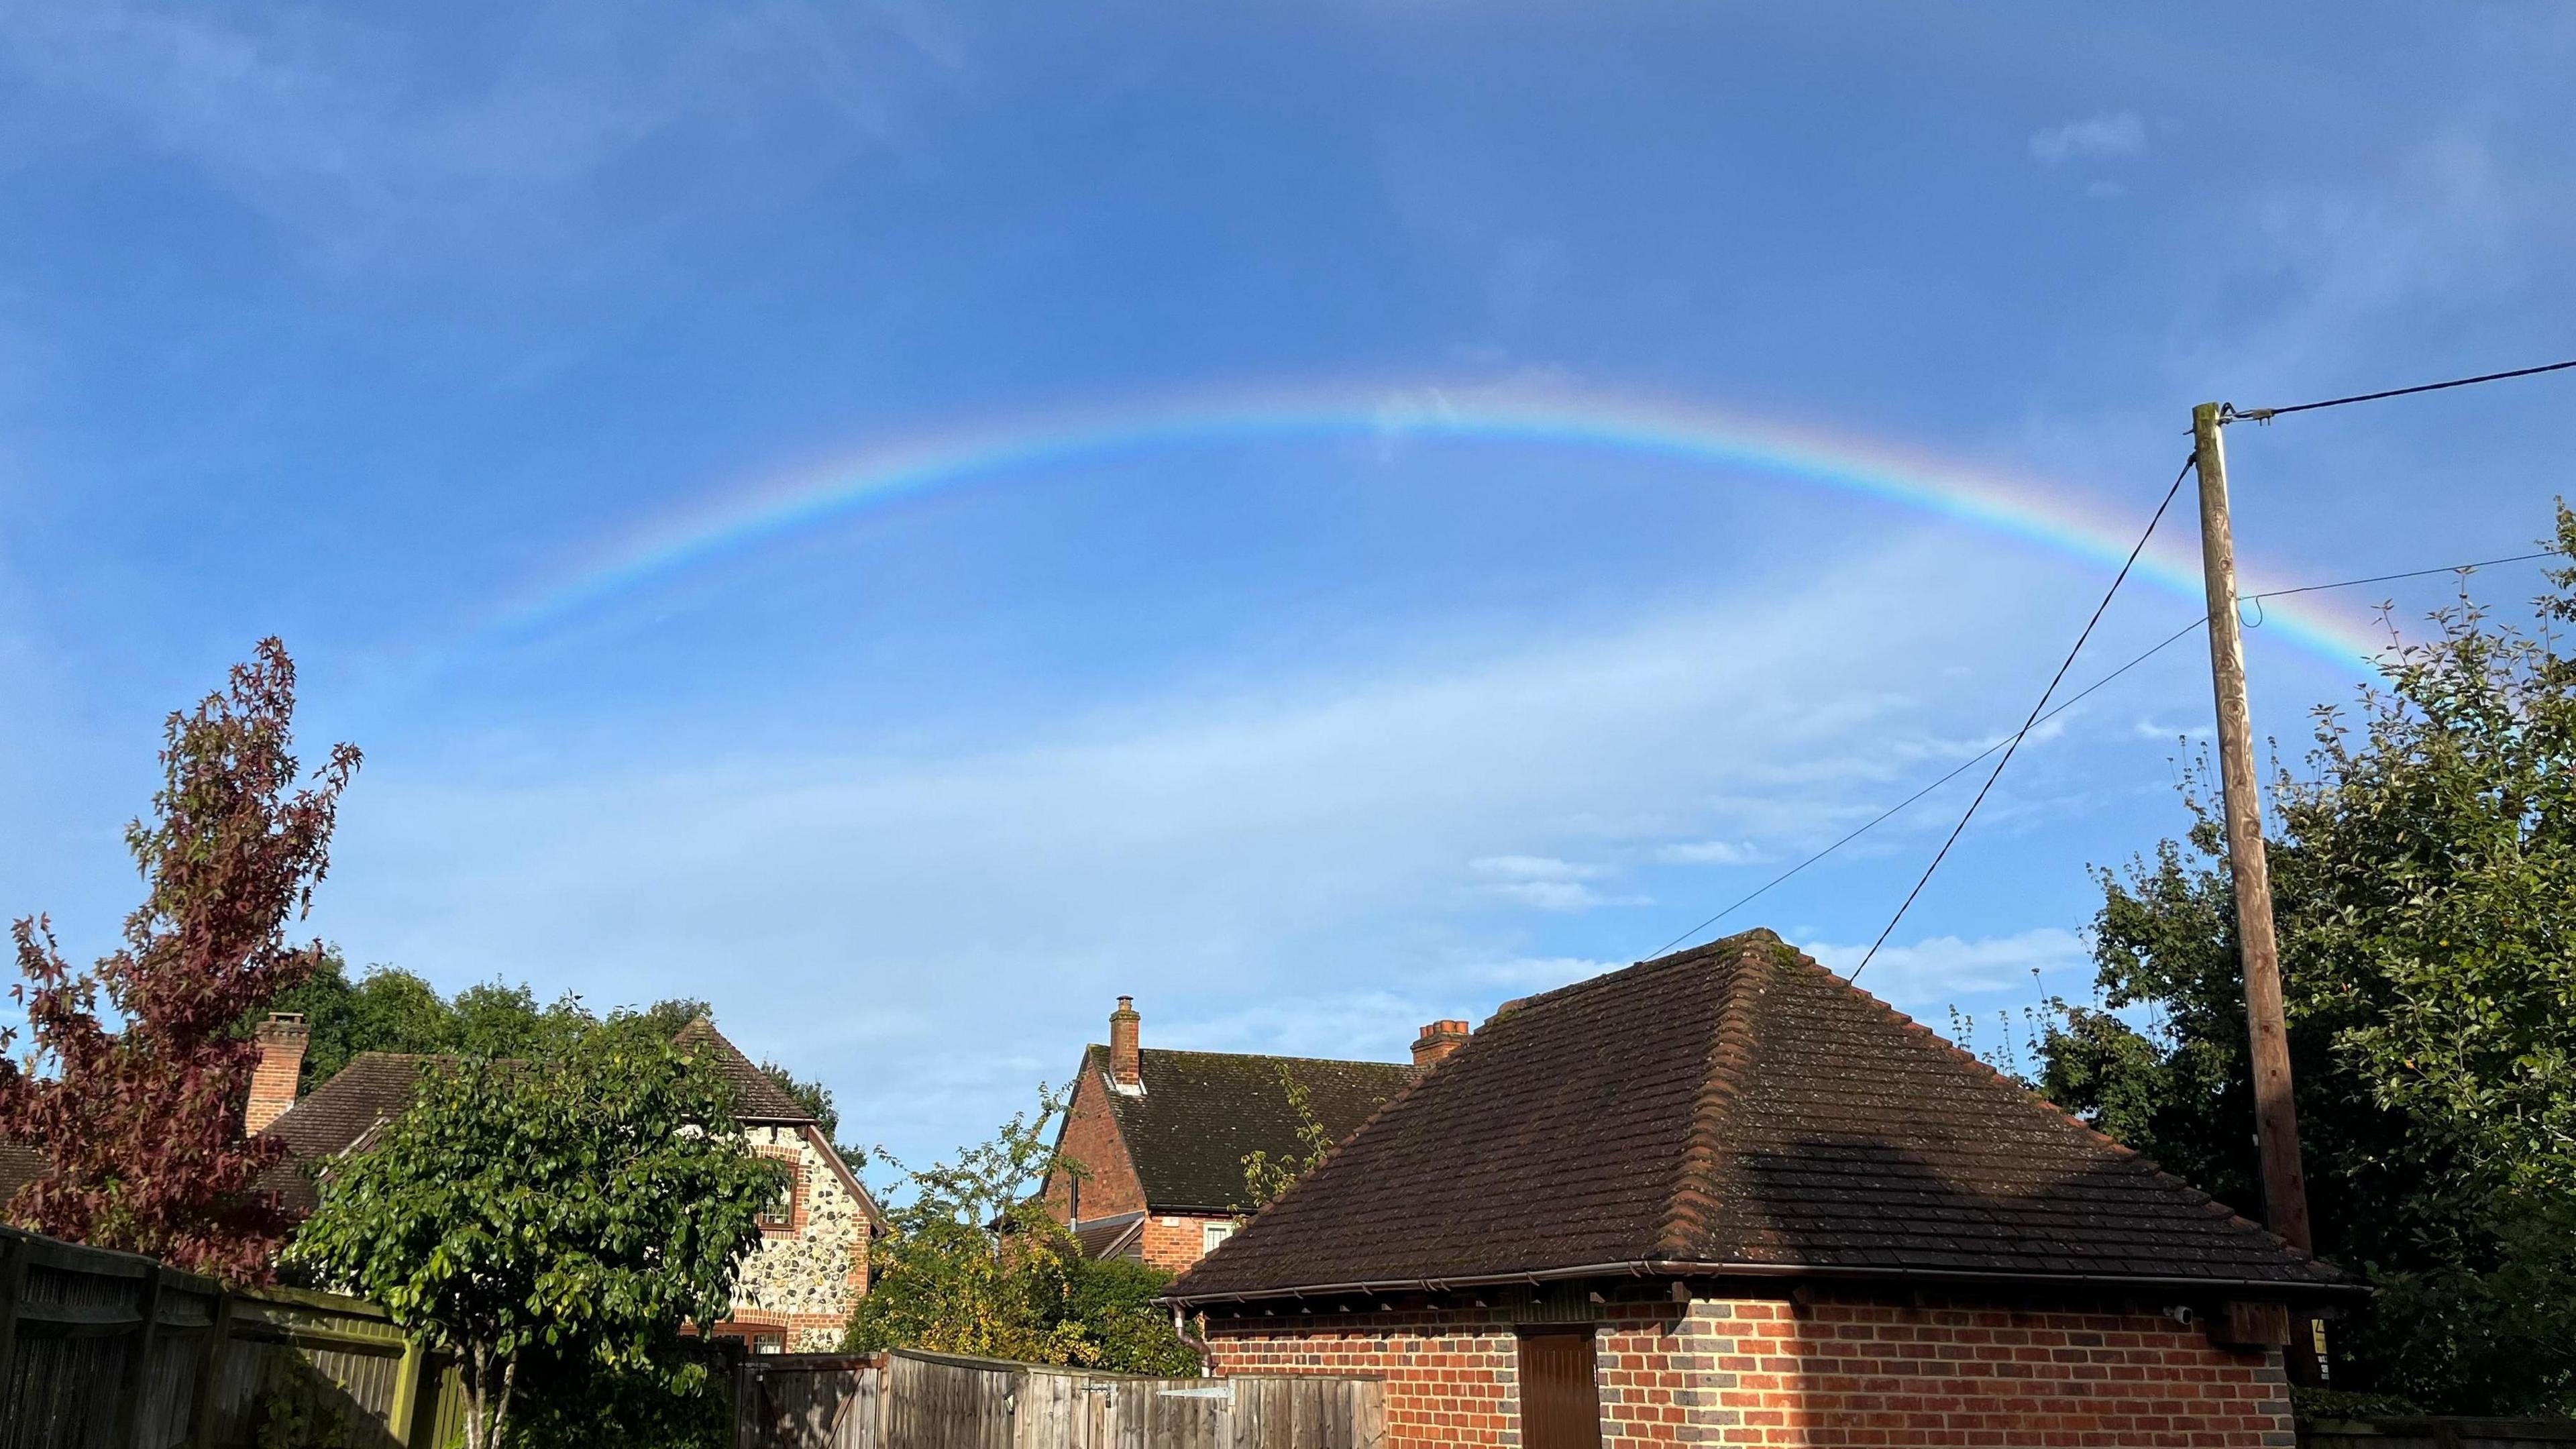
2191, 402, 2314, 1256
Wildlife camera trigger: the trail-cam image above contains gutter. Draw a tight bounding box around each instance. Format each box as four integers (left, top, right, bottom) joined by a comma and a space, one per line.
1163, 1257, 2365, 1308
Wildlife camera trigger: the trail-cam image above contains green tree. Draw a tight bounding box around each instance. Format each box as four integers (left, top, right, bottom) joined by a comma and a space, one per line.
288, 1018, 787, 1449
843, 1090, 1197, 1375
2038, 506, 2576, 1415
245, 966, 748, 1105
262, 957, 452, 1091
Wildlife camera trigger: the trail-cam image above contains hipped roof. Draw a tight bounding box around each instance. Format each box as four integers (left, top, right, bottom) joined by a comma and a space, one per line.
1169, 930, 2351, 1303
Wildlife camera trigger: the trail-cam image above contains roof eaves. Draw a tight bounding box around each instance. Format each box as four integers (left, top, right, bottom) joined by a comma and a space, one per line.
1162, 1256, 2371, 1308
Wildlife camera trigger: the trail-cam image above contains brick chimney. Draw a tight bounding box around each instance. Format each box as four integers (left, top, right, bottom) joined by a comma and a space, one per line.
246, 1012, 309, 1135
1411, 1019, 1470, 1069
1108, 996, 1142, 1093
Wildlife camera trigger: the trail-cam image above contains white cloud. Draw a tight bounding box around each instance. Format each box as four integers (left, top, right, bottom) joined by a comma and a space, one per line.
1480, 879, 1642, 912
1468, 854, 1604, 881
1805, 928, 2090, 1013
308, 537, 2084, 1161
1657, 839, 1761, 866
0, 1, 953, 276
1459, 956, 1622, 991
2029, 111, 2145, 166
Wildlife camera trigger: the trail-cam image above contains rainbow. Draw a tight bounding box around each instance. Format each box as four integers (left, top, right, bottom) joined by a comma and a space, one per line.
493, 384, 2387, 670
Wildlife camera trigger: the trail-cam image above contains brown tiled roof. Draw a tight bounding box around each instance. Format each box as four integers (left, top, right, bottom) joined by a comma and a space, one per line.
673, 1018, 817, 1124
265, 1053, 447, 1161
1074, 1211, 1146, 1261
0, 1142, 42, 1204
1086, 1045, 1417, 1215
1169, 930, 2353, 1303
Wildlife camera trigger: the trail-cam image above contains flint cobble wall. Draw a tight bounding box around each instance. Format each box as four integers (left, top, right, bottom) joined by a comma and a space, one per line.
727, 1124, 869, 1351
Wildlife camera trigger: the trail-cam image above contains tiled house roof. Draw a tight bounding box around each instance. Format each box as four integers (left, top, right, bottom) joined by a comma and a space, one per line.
1169, 930, 2354, 1303
256, 1018, 860, 1222
267, 1019, 818, 1161
1073, 1212, 1146, 1260
0, 1142, 41, 1204
1082, 1044, 1417, 1214
673, 1018, 819, 1124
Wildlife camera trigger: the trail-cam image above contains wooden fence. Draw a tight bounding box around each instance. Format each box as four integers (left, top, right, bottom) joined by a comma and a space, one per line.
0, 1224, 464, 1449
736, 1349, 1382, 1449
2303, 1420, 2576, 1449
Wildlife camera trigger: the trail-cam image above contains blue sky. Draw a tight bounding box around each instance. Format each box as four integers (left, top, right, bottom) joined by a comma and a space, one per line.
5, 2, 2573, 1170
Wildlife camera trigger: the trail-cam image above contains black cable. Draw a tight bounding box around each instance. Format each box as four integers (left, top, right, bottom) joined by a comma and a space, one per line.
1642, 616, 2204, 959
1644, 544, 2565, 961
2226, 358, 2576, 423
2242, 550, 2559, 602
1847, 457, 2195, 983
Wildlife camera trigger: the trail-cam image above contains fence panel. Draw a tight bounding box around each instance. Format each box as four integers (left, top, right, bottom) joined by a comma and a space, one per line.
737, 1353, 883, 1449
737, 1350, 1381, 1449
0, 1225, 462, 1449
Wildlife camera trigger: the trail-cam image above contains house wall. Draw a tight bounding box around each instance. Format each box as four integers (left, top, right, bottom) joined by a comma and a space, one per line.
721, 1124, 871, 1352
1138, 1213, 1236, 1274
1046, 1066, 1148, 1225
1202, 1289, 2294, 1448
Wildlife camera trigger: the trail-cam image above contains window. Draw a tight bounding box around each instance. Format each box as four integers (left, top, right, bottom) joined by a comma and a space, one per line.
1201, 1222, 1234, 1254
757, 1157, 800, 1231
751, 1332, 787, 1356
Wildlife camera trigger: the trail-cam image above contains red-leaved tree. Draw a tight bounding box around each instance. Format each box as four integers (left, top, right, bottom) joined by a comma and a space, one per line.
0, 639, 360, 1279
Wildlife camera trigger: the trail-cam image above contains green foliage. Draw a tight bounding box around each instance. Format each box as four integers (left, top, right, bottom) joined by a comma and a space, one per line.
1238, 1064, 1334, 1213
248, 964, 720, 1101
2037, 506, 2576, 1415
760, 1059, 841, 1144
841, 1091, 1198, 1376
502, 1337, 739, 1449
252, 1368, 370, 1449
262, 957, 455, 1091
288, 1020, 787, 1449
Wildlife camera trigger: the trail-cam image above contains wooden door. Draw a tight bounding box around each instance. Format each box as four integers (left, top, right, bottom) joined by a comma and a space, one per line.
1516, 1328, 1603, 1449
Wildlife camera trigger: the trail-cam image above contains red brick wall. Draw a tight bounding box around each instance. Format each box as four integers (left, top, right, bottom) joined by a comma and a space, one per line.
1044, 1065, 1146, 1224
1139, 1214, 1236, 1273
1203, 1289, 2294, 1447
1210, 1309, 1523, 1443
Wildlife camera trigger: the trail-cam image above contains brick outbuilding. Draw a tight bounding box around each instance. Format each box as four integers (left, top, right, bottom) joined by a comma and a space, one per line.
1167, 930, 2355, 1447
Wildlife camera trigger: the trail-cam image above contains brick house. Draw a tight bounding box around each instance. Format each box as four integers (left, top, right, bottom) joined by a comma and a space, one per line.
249, 1013, 884, 1353
1167, 930, 2357, 1448
1038, 996, 1433, 1274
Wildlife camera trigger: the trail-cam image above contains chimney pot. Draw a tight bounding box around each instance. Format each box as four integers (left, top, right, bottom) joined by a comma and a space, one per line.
1109, 996, 1142, 1089
1411, 1018, 1472, 1069
246, 1010, 311, 1136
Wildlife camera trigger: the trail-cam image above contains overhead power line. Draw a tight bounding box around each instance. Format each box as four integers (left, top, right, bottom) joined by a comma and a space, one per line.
1846, 457, 2195, 984
2224, 356, 2576, 423
1643, 543, 2564, 963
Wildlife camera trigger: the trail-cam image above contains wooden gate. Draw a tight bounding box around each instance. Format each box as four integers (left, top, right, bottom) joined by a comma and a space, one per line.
736, 1349, 1381, 1449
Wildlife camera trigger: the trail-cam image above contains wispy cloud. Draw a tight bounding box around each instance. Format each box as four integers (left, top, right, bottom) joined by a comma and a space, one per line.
1468, 854, 1603, 881
2029, 111, 2145, 166
313, 539, 2065, 1158
1806, 928, 2090, 1012
0, 0, 951, 276
1657, 839, 1761, 866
